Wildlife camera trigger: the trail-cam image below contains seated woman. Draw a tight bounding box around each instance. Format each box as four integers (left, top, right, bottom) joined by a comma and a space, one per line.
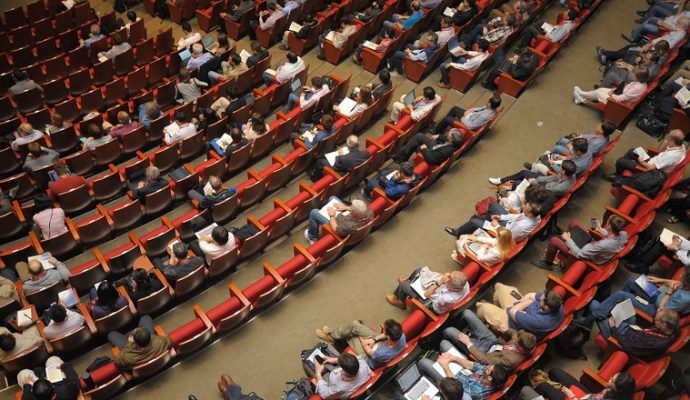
333, 87, 373, 119
123, 269, 164, 302
453, 227, 515, 266
83, 123, 114, 152
242, 112, 269, 140
32, 193, 68, 239
520, 369, 635, 400
87, 281, 128, 319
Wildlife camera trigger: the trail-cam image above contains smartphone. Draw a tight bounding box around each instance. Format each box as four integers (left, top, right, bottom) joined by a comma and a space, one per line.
591, 218, 597, 230
315, 355, 325, 364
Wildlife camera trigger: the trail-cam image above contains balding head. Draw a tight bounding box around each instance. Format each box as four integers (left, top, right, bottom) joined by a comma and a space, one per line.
117, 111, 131, 124
668, 129, 685, 145
656, 308, 679, 334
346, 135, 359, 150
350, 199, 369, 219
28, 260, 44, 276
18, 123, 34, 137
448, 271, 467, 289
90, 24, 100, 36
145, 166, 160, 181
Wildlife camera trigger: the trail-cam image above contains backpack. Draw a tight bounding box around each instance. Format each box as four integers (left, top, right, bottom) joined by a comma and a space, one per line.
284, 379, 315, 400
554, 324, 589, 360
636, 115, 667, 138
474, 196, 497, 218
612, 168, 667, 198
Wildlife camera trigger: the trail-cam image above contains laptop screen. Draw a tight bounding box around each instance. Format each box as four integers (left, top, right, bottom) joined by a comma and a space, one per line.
179, 49, 191, 61
291, 78, 302, 92
202, 34, 214, 48
396, 364, 421, 392
403, 90, 416, 107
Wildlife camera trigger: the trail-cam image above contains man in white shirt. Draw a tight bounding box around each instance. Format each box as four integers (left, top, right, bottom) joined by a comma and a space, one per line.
438, 39, 490, 88
285, 76, 330, 111
43, 304, 85, 340
436, 16, 456, 45
314, 353, 372, 400
189, 225, 236, 264
449, 201, 541, 243
263, 51, 305, 86
177, 22, 201, 50
164, 110, 198, 145
386, 270, 470, 314
606, 129, 686, 179
514, 8, 578, 50
390, 86, 441, 123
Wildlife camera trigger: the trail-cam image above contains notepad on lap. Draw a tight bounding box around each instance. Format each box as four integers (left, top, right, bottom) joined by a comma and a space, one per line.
635, 274, 659, 298
431, 346, 469, 377
410, 278, 428, 299
337, 97, 357, 113
325, 31, 335, 41
541, 22, 554, 34
46, 364, 65, 383
611, 299, 635, 327
443, 7, 455, 17
195, 223, 218, 239
301, 131, 315, 142
363, 41, 378, 50
633, 146, 651, 161
240, 49, 252, 63
264, 68, 276, 76
58, 289, 78, 308
289, 22, 303, 32
449, 45, 464, 57
217, 133, 233, 149
660, 228, 679, 247
675, 86, 690, 108
481, 220, 498, 232
16, 309, 33, 327
318, 197, 348, 220
325, 147, 349, 166
28, 254, 54, 269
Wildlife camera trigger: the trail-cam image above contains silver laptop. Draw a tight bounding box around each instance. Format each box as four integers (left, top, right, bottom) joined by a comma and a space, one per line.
202, 34, 217, 50
179, 49, 192, 62
403, 90, 416, 107
291, 78, 302, 92
397, 364, 439, 400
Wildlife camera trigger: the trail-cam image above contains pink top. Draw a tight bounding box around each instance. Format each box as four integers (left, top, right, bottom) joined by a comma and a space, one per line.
610, 81, 647, 104
33, 208, 68, 239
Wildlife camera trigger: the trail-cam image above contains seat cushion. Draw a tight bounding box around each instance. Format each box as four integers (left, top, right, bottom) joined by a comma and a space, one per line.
169, 318, 207, 345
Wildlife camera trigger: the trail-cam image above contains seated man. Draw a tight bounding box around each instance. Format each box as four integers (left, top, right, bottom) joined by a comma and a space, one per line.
153, 242, 205, 285
176, 22, 201, 50
187, 175, 236, 209
482, 48, 539, 91
383, 1, 425, 31
163, 110, 198, 145
438, 39, 490, 88
573, 67, 648, 106
355, 69, 393, 100
391, 128, 464, 166
108, 111, 140, 138
362, 161, 420, 200
317, 16, 358, 60
189, 225, 236, 265
17, 356, 79, 400
175, 68, 208, 104
624, 14, 690, 45
418, 341, 508, 399
314, 353, 371, 399
108, 315, 172, 370
386, 269, 470, 313
291, 114, 336, 150
8, 70, 43, 98
80, 24, 106, 49
279, 14, 319, 50
352, 29, 396, 65
435, 94, 501, 134
442, 0, 478, 29
461, 13, 515, 48
515, 8, 578, 50
551, 120, 616, 157
581, 303, 679, 357
444, 309, 537, 371
245, 41, 269, 68
600, 48, 663, 89
532, 215, 628, 271
390, 86, 441, 123
263, 51, 305, 87
11, 123, 44, 151
386, 32, 439, 76
23, 254, 70, 294
219, 0, 255, 23
305, 198, 374, 244
208, 53, 249, 86
309, 135, 370, 181
448, 200, 542, 243
0, 327, 42, 364
43, 303, 85, 340
526, 137, 592, 176
23, 142, 59, 173
285, 76, 331, 112
605, 129, 686, 180
186, 43, 214, 72
130, 166, 168, 202
315, 319, 406, 369
249, 1, 285, 41
98, 34, 131, 60
476, 284, 564, 340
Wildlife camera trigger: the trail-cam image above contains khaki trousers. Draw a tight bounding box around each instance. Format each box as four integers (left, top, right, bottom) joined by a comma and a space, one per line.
475, 282, 521, 326
329, 320, 377, 357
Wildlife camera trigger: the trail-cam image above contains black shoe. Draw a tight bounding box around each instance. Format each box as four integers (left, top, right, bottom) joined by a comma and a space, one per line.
620, 33, 634, 43
189, 396, 198, 400
531, 259, 554, 271
636, 10, 646, 16
634, 18, 645, 23
596, 47, 607, 65
523, 162, 533, 170
480, 81, 496, 90
573, 315, 595, 330
444, 227, 458, 237
593, 83, 600, 89
602, 173, 618, 182
317, 54, 325, 60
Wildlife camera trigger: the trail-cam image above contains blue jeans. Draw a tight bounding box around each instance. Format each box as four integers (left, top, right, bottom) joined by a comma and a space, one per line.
646, 2, 675, 18
285, 92, 299, 111
388, 51, 407, 74
439, 58, 466, 84
417, 340, 456, 383
632, 18, 660, 41
590, 295, 640, 338
208, 61, 229, 85
445, 310, 498, 353
553, 138, 571, 155
308, 198, 337, 241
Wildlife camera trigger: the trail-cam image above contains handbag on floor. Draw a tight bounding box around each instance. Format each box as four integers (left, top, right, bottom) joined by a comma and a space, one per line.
284, 379, 315, 400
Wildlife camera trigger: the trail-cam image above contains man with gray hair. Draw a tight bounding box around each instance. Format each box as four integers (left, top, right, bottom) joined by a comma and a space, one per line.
11, 123, 44, 151
186, 43, 214, 71
392, 128, 464, 166
305, 197, 374, 244
386, 269, 470, 314
309, 135, 371, 181
131, 166, 168, 201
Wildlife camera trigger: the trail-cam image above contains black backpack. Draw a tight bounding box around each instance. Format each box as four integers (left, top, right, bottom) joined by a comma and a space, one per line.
613, 168, 667, 197
284, 379, 315, 400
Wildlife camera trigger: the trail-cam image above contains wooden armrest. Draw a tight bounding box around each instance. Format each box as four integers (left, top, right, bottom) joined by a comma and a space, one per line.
409, 298, 439, 321
16, 280, 28, 307
91, 248, 111, 273
635, 307, 654, 323
621, 185, 653, 203
191, 199, 200, 209
583, 260, 602, 271
209, 150, 222, 160
135, 150, 147, 160
263, 262, 285, 283
193, 304, 214, 330
96, 204, 114, 226
334, 111, 351, 122
28, 231, 44, 253
183, 163, 195, 174
274, 198, 292, 212
160, 215, 174, 230
293, 138, 307, 149
108, 164, 119, 173
328, 74, 345, 84
128, 231, 145, 254
323, 166, 341, 180
646, 147, 660, 156
385, 122, 407, 136
299, 182, 319, 196
228, 283, 250, 306
272, 154, 287, 165
365, 137, 384, 150
79, 303, 97, 333
372, 187, 389, 200
118, 286, 137, 315
293, 243, 316, 263
154, 325, 166, 336
581, 367, 608, 391
546, 274, 580, 297
247, 214, 265, 231
152, 269, 174, 296
12, 201, 25, 223
275, 111, 290, 121
247, 168, 262, 181
604, 205, 636, 224
111, 346, 120, 357
452, 120, 469, 131
463, 248, 492, 272
321, 223, 340, 238
588, 227, 604, 240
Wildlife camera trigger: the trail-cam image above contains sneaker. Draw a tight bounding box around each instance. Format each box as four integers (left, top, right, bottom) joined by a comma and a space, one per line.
278, 44, 290, 51
444, 227, 458, 236
315, 327, 334, 344
636, 10, 646, 16
488, 177, 502, 185
601, 173, 617, 182
573, 86, 584, 104
531, 259, 553, 271
523, 162, 533, 170
450, 251, 463, 265
304, 229, 316, 245
386, 294, 406, 310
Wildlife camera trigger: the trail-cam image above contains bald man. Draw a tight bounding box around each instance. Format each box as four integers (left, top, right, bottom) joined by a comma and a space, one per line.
11, 123, 44, 151
22, 254, 70, 294
605, 129, 686, 180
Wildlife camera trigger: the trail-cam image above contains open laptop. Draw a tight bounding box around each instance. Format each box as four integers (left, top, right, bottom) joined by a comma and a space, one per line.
397, 363, 439, 400
291, 78, 302, 93
202, 34, 217, 51
179, 49, 192, 62
403, 90, 416, 107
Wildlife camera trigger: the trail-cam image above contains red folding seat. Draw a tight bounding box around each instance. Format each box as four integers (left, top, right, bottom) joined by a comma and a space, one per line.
163, 313, 213, 356
25, 64, 46, 85
243, 263, 287, 309
154, 28, 173, 57
135, 38, 155, 67
92, 58, 114, 87
11, 46, 36, 69
42, 78, 69, 106
63, 149, 95, 176
0, 172, 34, 200
155, 81, 177, 109
104, 77, 127, 107
142, 185, 173, 217
24, 109, 52, 134
66, 45, 88, 74
132, 272, 173, 315
32, 226, 81, 259
147, 56, 167, 87
4, 7, 29, 30
56, 184, 93, 215
68, 255, 108, 294
128, 19, 147, 45
80, 362, 127, 399
99, 240, 142, 276
206, 284, 251, 331
43, 55, 69, 83
93, 138, 122, 168
10, 25, 35, 50
114, 48, 136, 76
73, 212, 113, 248
0, 96, 16, 122
79, 88, 105, 114
14, 87, 44, 114
24, 280, 66, 311
0, 146, 21, 176
208, 192, 239, 224
120, 125, 147, 157
54, 98, 80, 123
126, 67, 147, 97
0, 73, 15, 95
0, 241, 37, 270
137, 225, 176, 258
149, 145, 179, 172
1, 343, 48, 375
279, 244, 317, 288
27, 0, 49, 23
238, 217, 270, 260
179, 132, 203, 161
0, 207, 28, 241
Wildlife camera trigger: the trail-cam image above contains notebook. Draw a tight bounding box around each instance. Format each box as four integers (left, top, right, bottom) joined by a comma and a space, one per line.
660, 228, 680, 247
403, 90, 416, 107
325, 147, 349, 166
635, 274, 659, 298
202, 34, 215, 49
675, 86, 690, 108
318, 197, 349, 220
324, 31, 335, 42
633, 146, 651, 161
443, 7, 455, 17
16, 309, 33, 327
57, 289, 79, 308
568, 225, 591, 248
611, 299, 635, 327
541, 22, 554, 34
362, 40, 378, 50
239, 49, 252, 64
195, 223, 218, 239
288, 22, 303, 32
410, 278, 428, 299
46, 364, 65, 383
217, 133, 233, 149
203, 181, 214, 196
179, 49, 192, 62
291, 78, 302, 92
337, 97, 358, 113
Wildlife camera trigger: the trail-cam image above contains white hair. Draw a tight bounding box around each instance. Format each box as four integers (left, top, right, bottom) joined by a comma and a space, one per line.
350, 199, 368, 218
191, 43, 203, 55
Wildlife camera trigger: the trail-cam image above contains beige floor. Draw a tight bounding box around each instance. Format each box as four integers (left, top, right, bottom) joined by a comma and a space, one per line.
1, 0, 690, 399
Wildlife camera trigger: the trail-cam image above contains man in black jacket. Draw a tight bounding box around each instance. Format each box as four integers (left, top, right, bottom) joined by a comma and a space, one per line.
482, 49, 539, 90
392, 129, 464, 166
309, 135, 370, 181
153, 242, 205, 286
188, 175, 237, 209
131, 166, 168, 202
19, 358, 80, 400
245, 41, 269, 68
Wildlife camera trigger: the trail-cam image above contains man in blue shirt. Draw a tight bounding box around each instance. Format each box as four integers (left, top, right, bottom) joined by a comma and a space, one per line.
383, 1, 425, 31
290, 114, 336, 149
363, 162, 419, 200
418, 339, 508, 399
476, 283, 564, 340
186, 43, 214, 71
315, 319, 406, 369
551, 120, 616, 157
81, 24, 106, 49
529, 137, 592, 176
